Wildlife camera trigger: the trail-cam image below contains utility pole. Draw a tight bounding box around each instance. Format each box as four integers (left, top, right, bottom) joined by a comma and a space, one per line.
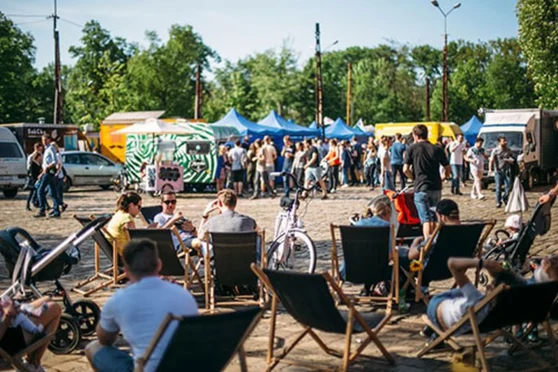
346, 63, 352, 126
431, 1, 461, 122
315, 23, 325, 139
50, 0, 63, 124
425, 76, 431, 121
194, 63, 202, 120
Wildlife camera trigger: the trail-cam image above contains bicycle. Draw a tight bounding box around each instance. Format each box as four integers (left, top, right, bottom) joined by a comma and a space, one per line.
266, 171, 317, 273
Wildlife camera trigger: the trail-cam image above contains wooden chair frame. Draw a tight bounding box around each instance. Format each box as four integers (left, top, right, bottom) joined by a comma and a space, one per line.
252, 264, 395, 372
204, 230, 267, 311
0, 332, 54, 372
417, 284, 558, 372
135, 309, 262, 372
72, 215, 126, 297
330, 223, 400, 305
401, 220, 495, 304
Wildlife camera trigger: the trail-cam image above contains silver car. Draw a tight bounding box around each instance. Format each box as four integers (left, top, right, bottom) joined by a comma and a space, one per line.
61, 151, 122, 191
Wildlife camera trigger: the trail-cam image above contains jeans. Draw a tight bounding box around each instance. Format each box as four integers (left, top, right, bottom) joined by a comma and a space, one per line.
383, 172, 395, 192
494, 170, 512, 205
342, 167, 350, 186
451, 164, 463, 192
391, 164, 406, 189
37, 173, 60, 214
282, 164, 293, 196
253, 170, 274, 197
426, 288, 463, 330
26, 178, 37, 209
414, 190, 441, 223
328, 164, 340, 191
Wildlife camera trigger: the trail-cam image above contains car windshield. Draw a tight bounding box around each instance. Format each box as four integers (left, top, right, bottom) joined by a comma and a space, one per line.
0, 143, 23, 158
479, 132, 523, 153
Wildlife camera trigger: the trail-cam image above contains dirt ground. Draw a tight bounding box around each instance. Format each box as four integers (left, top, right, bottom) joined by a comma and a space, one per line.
0, 182, 557, 371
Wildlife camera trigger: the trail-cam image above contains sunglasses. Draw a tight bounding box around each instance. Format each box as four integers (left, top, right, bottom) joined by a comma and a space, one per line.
163, 200, 177, 205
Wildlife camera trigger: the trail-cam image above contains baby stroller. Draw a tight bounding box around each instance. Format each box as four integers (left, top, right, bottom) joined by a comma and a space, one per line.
482, 200, 555, 273
0, 216, 110, 354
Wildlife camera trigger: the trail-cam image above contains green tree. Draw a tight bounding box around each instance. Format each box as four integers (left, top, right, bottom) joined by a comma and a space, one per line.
0, 13, 37, 122
517, 0, 558, 108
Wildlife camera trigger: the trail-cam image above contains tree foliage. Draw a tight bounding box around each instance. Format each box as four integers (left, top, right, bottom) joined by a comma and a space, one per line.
517, 0, 558, 108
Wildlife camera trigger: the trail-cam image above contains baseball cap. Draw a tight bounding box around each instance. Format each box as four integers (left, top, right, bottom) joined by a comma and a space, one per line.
436, 199, 459, 218
505, 214, 523, 230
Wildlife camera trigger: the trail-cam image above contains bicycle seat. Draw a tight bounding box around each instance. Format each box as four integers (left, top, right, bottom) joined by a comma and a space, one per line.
280, 196, 297, 210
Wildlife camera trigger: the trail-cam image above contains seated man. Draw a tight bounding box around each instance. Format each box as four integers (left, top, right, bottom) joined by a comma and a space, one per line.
0, 297, 61, 371
424, 255, 558, 340
402, 199, 462, 267
85, 239, 198, 372
199, 189, 257, 236
153, 191, 202, 252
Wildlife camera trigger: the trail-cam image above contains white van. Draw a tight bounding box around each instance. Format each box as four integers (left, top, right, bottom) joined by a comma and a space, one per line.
0, 127, 27, 198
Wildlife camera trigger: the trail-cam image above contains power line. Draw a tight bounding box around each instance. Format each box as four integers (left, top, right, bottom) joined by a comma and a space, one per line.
59, 17, 83, 28
15, 19, 49, 26
6, 14, 49, 18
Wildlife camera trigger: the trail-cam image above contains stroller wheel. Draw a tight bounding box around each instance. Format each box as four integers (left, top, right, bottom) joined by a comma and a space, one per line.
71, 299, 101, 336
479, 272, 489, 286
49, 313, 81, 354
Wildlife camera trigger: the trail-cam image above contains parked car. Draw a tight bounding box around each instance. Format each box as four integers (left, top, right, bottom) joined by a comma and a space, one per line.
0, 127, 27, 198
61, 151, 122, 191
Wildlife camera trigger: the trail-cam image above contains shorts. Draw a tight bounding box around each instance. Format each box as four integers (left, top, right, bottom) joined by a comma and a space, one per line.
265, 165, 275, 174
231, 170, 243, 183
414, 190, 441, 224
305, 167, 322, 182
93, 346, 134, 372
183, 236, 196, 249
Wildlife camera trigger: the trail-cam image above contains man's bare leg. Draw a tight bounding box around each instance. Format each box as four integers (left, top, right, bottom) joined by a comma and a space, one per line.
423, 222, 435, 239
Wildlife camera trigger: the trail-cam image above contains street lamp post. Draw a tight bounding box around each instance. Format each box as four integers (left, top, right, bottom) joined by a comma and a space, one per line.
431, 1, 461, 122
314, 23, 338, 139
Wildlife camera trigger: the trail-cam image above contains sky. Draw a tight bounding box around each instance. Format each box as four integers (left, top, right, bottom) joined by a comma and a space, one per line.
2, 0, 519, 73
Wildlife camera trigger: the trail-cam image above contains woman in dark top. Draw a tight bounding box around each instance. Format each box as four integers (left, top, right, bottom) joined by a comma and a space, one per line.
26, 152, 42, 211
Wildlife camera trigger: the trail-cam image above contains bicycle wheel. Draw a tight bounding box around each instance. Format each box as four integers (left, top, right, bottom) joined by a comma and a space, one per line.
266, 230, 316, 273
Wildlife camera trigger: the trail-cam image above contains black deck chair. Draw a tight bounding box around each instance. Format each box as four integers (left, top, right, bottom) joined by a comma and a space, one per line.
205, 231, 265, 311
418, 281, 558, 372
403, 220, 495, 303
72, 214, 125, 297
128, 228, 203, 290
136, 307, 263, 372
484, 200, 555, 270
0, 331, 55, 372
251, 265, 395, 371
330, 224, 399, 304
139, 205, 163, 225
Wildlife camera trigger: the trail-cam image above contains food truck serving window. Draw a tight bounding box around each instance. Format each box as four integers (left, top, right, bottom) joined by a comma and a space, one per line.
184, 141, 211, 155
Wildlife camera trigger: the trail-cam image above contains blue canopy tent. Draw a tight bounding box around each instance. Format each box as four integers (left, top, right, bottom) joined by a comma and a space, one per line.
461, 116, 483, 145
259, 110, 319, 138
212, 108, 282, 138
325, 117, 368, 140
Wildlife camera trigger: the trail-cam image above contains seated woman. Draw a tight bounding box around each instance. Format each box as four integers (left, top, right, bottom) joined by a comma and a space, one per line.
425, 256, 558, 339
105, 192, 142, 255
0, 297, 61, 370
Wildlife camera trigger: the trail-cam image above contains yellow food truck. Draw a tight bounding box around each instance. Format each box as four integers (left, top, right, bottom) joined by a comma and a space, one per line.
374, 122, 462, 144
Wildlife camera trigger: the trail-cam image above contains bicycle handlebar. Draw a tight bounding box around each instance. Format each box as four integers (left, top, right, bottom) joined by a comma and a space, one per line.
270, 171, 318, 193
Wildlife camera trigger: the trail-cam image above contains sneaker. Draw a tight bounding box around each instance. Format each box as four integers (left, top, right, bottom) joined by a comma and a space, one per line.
49, 214, 61, 219
470, 194, 477, 200
330, 189, 336, 194
478, 194, 486, 200
249, 195, 258, 200
341, 184, 349, 189
26, 206, 32, 211
320, 195, 328, 200
33, 212, 46, 218
496, 203, 502, 208
61, 203, 68, 212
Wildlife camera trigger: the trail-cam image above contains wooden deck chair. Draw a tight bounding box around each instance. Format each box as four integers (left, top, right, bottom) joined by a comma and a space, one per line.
403, 220, 495, 303
0, 331, 55, 372
418, 281, 558, 372
128, 228, 203, 291
139, 205, 163, 226
204, 231, 266, 311
136, 307, 263, 372
72, 214, 126, 297
251, 265, 395, 371
330, 223, 399, 305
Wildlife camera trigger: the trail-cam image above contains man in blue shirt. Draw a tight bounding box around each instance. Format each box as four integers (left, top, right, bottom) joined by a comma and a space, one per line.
34, 134, 61, 218
390, 133, 407, 189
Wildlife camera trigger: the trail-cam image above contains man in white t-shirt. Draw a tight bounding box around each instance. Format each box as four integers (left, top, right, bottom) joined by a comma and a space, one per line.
228, 140, 247, 197
85, 239, 198, 372
464, 137, 486, 200
448, 134, 466, 195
